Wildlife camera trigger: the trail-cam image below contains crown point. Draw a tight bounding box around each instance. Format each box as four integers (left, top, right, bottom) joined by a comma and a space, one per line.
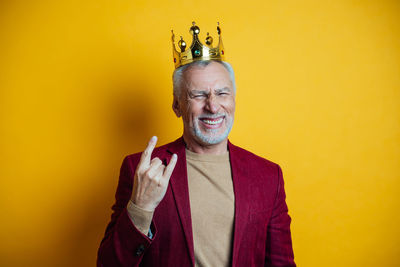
205, 32, 213, 46
190, 24, 200, 35
171, 30, 175, 42
178, 36, 187, 52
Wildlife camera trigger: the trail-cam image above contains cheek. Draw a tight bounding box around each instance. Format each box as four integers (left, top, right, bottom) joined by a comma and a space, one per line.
186, 102, 203, 116
223, 99, 235, 114
181, 104, 197, 124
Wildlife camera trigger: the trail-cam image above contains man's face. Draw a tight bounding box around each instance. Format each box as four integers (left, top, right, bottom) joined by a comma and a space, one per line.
173, 62, 235, 146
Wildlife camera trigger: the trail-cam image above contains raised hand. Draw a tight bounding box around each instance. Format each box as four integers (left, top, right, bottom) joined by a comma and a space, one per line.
130, 136, 178, 211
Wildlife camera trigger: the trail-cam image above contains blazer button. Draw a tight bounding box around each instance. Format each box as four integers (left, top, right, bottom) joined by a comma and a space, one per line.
135, 244, 145, 256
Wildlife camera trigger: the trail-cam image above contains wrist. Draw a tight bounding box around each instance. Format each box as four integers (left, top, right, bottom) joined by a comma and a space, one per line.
127, 200, 154, 235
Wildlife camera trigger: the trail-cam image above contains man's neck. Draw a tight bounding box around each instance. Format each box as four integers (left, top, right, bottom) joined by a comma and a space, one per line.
182, 135, 229, 155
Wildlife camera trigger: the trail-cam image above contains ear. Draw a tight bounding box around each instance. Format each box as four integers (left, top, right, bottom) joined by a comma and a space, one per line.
172, 97, 182, 117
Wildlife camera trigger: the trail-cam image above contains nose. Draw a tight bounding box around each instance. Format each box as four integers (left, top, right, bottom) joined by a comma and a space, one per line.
205, 93, 220, 113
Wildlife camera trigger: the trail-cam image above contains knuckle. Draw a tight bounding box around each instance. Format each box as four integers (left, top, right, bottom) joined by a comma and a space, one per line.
151, 157, 161, 164
158, 180, 166, 187
143, 169, 152, 178
136, 172, 142, 179
137, 168, 144, 176
150, 177, 159, 185
138, 167, 148, 177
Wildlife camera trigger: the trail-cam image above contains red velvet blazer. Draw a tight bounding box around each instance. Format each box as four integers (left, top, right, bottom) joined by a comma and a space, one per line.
97, 137, 296, 267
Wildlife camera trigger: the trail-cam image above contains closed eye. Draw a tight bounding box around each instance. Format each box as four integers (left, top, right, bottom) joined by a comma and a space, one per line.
215, 87, 231, 96
192, 93, 207, 98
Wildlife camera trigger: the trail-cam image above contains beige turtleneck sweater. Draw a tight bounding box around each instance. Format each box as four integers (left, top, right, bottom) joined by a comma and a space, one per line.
185, 149, 235, 267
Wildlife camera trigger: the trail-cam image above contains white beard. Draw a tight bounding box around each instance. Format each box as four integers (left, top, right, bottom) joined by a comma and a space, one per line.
192, 114, 234, 145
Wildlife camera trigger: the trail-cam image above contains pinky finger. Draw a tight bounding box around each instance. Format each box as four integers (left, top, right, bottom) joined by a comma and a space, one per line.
163, 154, 177, 180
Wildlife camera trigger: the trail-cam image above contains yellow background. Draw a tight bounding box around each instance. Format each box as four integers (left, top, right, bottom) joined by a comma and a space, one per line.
1, 0, 399, 266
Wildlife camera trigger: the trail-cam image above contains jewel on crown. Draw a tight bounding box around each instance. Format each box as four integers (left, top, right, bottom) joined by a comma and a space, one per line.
171, 21, 225, 69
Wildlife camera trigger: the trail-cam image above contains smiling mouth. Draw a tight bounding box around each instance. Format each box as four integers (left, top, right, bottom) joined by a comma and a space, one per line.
199, 116, 224, 128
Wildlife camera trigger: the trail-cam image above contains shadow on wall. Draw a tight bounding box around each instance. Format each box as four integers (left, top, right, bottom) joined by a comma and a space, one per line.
58, 78, 161, 267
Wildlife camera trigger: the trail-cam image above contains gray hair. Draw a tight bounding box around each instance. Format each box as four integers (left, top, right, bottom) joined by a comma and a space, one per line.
172, 60, 236, 98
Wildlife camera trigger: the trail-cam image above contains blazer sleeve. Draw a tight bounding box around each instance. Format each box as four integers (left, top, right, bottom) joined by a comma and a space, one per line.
265, 165, 296, 267
97, 156, 158, 267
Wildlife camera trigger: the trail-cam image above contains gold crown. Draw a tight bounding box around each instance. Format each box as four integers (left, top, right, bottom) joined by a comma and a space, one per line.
171, 22, 225, 69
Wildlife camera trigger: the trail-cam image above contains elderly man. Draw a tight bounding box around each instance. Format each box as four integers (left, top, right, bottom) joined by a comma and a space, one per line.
97, 22, 295, 267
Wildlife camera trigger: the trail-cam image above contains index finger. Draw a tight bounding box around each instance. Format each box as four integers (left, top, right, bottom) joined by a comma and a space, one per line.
139, 136, 157, 166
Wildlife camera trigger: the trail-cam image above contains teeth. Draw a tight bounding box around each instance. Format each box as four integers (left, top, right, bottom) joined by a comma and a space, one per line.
202, 118, 223, 125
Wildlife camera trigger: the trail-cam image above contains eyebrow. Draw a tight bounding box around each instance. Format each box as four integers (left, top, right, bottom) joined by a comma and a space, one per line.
190, 89, 206, 94
215, 87, 231, 93
189, 87, 231, 95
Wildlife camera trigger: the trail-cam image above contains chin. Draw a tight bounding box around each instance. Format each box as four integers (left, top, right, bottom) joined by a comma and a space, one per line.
194, 127, 232, 146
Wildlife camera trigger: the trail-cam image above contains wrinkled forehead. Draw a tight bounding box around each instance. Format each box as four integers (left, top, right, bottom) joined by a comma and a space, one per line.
182, 63, 233, 91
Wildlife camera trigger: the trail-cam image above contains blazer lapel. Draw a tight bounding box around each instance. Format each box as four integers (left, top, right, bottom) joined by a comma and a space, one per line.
228, 141, 251, 267
166, 137, 195, 266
